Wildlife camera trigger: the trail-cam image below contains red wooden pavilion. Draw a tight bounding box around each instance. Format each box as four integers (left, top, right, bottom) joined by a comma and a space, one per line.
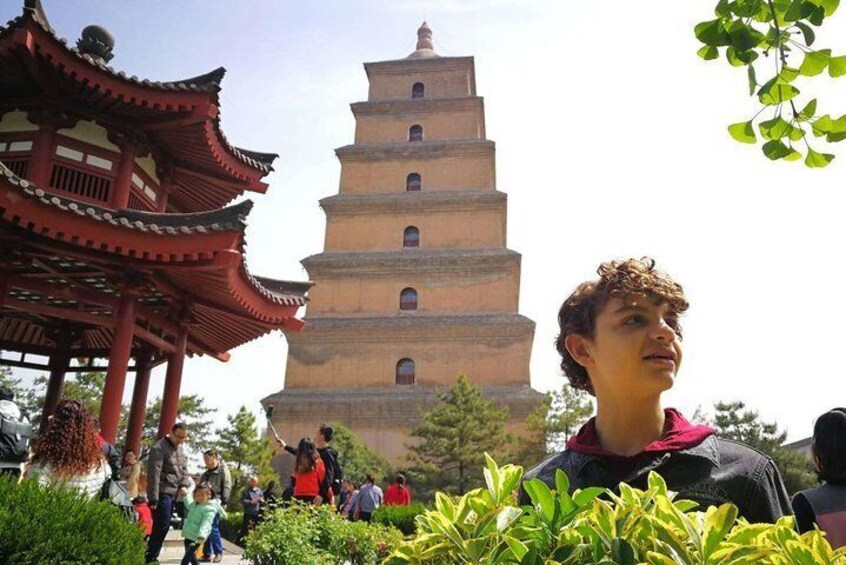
0, 0, 309, 452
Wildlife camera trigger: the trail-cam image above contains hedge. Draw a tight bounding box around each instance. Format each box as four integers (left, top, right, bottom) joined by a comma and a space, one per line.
0, 476, 146, 565
244, 501, 403, 565
385, 454, 846, 564
372, 503, 427, 535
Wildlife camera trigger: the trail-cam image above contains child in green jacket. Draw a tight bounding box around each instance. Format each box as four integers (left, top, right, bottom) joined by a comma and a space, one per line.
177, 483, 226, 565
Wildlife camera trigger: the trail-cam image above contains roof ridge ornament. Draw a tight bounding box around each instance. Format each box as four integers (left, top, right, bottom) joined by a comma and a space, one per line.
77, 24, 115, 64
407, 21, 439, 59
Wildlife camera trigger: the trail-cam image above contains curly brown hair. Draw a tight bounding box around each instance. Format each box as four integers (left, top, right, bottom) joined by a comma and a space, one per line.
32, 399, 102, 477
555, 258, 689, 395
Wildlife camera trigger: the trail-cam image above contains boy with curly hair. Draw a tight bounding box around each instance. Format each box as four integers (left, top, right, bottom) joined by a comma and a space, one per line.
521, 258, 791, 523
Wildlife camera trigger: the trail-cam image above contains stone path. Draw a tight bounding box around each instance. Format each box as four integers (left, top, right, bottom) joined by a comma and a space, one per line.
157, 529, 249, 564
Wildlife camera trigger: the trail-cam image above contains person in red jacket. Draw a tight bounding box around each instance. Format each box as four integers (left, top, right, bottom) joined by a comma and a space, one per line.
292, 438, 327, 505
133, 495, 153, 541
384, 474, 412, 506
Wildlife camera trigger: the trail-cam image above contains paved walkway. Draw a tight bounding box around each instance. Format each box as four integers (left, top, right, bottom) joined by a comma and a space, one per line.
157, 530, 248, 564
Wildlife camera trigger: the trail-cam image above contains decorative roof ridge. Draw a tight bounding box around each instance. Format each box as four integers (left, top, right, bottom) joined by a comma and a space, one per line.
6, 6, 225, 94
252, 276, 313, 295
231, 146, 279, 168
1, 162, 252, 235
160, 66, 226, 93
239, 258, 309, 307
212, 116, 276, 173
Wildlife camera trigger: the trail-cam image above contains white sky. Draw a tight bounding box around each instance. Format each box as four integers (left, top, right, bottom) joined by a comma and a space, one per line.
12, 0, 846, 443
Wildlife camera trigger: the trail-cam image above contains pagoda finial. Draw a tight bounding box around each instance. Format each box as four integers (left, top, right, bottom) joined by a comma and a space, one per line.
407, 21, 439, 59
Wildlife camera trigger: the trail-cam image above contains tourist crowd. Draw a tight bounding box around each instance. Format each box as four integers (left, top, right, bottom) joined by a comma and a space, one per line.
0, 398, 415, 564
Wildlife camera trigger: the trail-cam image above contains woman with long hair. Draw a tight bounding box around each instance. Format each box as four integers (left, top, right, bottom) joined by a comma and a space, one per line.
26, 400, 111, 499
792, 408, 846, 548
292, 437, 327, 505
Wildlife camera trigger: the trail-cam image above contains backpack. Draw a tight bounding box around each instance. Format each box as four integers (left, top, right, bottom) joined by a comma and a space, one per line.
0, 401, 32, 463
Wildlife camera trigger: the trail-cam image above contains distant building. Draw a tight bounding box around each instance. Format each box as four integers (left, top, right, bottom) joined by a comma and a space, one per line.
264, 23, 542, 468
784, 437, 813, 462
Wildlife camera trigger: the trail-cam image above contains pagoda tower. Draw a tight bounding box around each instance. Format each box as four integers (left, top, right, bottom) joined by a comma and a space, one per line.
264, 23, 540, 465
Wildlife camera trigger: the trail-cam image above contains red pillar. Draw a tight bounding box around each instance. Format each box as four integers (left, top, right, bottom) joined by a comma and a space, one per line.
125, 352, 152, 455
39, 350, 69, 434
29, 122, 56, 188
110, 144, 139, 209
157, 326, 188, 439
99, 290, 138, 444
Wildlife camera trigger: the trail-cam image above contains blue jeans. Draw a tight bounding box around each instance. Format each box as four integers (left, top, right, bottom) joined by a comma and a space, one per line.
145, 495, 174, 563
203, 512, 223, 556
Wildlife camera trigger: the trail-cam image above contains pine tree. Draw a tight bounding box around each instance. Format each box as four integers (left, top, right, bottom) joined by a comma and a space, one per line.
711, 401, 817, 495
407, 375, 510, 497
331, 423, 392, 485
214, 406, 275, 511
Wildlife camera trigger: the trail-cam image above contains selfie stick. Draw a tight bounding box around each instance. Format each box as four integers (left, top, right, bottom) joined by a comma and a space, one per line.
264, 404, 283, 444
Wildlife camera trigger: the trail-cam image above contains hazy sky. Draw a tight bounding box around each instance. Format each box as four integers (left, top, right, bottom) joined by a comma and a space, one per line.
11, 0, 846, 443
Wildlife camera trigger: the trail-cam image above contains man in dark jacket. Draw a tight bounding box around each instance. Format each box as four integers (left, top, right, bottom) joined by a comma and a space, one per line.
145, 422, 190, 564
199, 449, 231, 562
276, 424, 339, 504
521, 258, 792, 523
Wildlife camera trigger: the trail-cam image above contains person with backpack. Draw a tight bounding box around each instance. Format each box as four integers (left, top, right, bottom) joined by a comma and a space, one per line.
0, 385, 32, 479
384, 474, 412, 506
276, 423, 341, 504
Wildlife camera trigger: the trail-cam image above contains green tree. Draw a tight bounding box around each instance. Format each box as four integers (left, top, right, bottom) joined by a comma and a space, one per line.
141, 395, 216, 452
330, 423, 392, 485
407, 375, 511, 498
510, 385, 594, 470
711, 400, 817, 495
695, 0, 845, 167
214, 406, 275, 511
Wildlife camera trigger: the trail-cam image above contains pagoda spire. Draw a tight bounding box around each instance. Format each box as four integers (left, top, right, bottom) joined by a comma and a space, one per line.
407, 21, 438, 59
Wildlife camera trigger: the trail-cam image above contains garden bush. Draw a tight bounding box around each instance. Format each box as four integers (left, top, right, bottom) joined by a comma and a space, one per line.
219, 510, 242, 543
244, 501, 403, 565
386, 454, 846, 565
372, 503, 427, 535
0, 476, 146, 565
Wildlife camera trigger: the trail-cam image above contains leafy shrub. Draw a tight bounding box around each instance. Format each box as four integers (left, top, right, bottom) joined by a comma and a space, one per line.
219, 510, 242, 543
244, 501, 403, 565
0, 476, 146, 565
386, 455, 846, 565
372, 503, 427, 535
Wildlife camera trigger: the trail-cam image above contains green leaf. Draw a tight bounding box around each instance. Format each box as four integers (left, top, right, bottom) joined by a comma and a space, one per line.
812, 114, 832, 137
715, 0, 732, 16
762, 139, 792, 159
728, 20, 765, 50
808, 4, 825, 25
703, 504, 739, 561
759, 117, 792, 139
780, 66, 800, 81
821, 0, 840, 17
758, 77, 800, 105
726, 46, 759, 66
829, 55, 846, 77
729, 121, 757, 143
794, 21, 816, 45
697, 45, 719, 60
799, 98, 817, 120
748, 65, 757, 95
805, 148, 834, 167
695, 19, 732, 46
789, 125, 806, 141
611, 538, 637, 565
554, 468, 570, 498
784, 0, 805, 20
799, 49, 831, 76
785, 148, 803, 160
573, 487, 606, 508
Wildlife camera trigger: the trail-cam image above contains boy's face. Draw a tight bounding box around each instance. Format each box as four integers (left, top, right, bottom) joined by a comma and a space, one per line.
194, 489, 210, 504
567, 294, 682, 400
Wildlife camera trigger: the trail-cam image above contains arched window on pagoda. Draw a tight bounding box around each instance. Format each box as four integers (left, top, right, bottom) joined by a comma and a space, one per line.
406, 173, 421, 192
408, 125, 423, 142
412, 82, 425, 99
403, 226, 420, 248
396, 358, 416, 385
400, 287, 418, 311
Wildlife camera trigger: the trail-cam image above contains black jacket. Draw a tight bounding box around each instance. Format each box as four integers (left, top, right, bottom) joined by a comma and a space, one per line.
521, 436, 792, 524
